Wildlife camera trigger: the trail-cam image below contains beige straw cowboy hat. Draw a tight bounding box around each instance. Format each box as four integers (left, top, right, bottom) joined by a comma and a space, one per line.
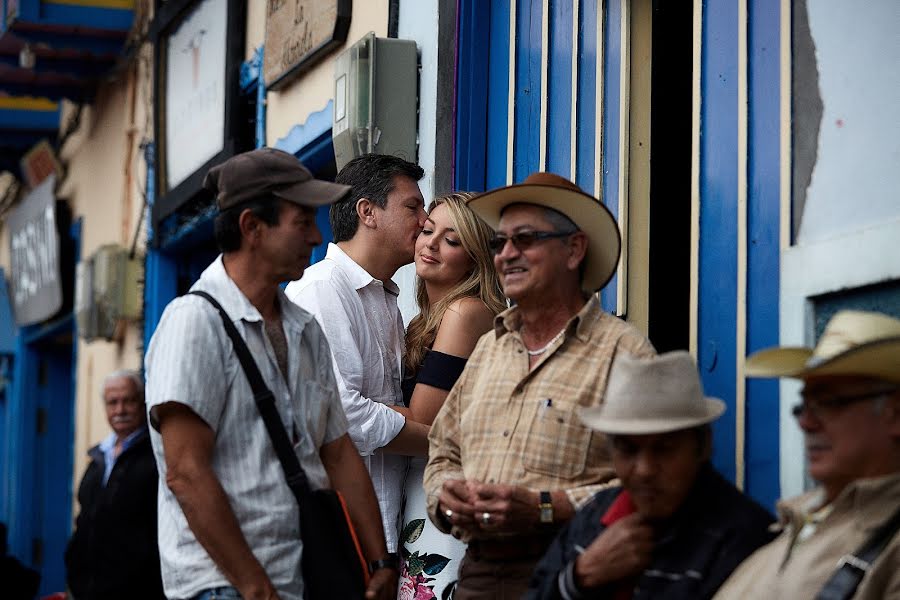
746, 310, 900, 384
466, 172, 621, 292
579, 351, 726, 435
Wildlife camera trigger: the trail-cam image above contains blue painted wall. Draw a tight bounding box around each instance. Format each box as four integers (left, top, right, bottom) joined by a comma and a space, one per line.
744, 0, 782, 510
696, 0, 741, 485
3, 220, 80, 595
455, 0, 618, 314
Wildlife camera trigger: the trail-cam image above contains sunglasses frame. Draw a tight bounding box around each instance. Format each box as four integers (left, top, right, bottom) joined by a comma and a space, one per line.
488, 230, 576, 255
791, 388, 897, 420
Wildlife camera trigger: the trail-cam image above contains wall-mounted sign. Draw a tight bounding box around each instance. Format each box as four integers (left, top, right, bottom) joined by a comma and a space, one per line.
150, 0, 245, 239
7, 176, 62, 326
164, 0, 228, 191
264, 0, 352, 91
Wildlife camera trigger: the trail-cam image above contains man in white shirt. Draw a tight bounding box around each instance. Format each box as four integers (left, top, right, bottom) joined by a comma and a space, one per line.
287, 153, 431, 553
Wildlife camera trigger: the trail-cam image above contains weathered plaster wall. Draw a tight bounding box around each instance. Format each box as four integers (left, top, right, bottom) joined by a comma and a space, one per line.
795, 0, 900, 243
58, 51, 153, 488
394, 0, 447, 324
780, 0, 900, 497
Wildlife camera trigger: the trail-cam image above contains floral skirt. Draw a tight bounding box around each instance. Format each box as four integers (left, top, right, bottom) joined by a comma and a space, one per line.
398, 457, 466, 600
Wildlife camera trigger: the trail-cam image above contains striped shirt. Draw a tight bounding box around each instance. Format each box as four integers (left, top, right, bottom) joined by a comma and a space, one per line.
423, 295, 655, 541
145, 256, 348, 600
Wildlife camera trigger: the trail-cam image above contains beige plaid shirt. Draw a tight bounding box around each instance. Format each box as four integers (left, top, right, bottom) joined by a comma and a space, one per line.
423, 295, 655, 540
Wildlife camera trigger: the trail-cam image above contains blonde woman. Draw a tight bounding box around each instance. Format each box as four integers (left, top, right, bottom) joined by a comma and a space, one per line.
397, 193, 506, 600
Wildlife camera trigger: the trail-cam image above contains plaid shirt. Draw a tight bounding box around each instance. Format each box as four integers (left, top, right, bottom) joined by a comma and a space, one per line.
424, 295, 655, 540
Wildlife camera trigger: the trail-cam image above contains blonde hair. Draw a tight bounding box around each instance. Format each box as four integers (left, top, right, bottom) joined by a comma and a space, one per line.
404, 193, 506, 374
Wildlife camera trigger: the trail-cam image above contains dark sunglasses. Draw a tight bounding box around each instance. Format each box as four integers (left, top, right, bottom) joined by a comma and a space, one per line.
488, 230, 575, 255
791, 388, 896, 420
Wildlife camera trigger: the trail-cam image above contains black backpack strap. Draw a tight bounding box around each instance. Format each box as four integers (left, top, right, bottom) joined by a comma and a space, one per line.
189, 290, 312, 499
816, 503, 900, 600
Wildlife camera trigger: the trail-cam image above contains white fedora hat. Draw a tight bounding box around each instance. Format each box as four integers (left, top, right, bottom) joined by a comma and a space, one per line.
746, 310, 900, 384
466, 172, 621, 292
579, 351, 726, 435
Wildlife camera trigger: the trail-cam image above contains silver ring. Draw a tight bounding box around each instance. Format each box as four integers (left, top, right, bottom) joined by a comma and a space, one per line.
481, 512, 491, 525
444, 508, 454, 520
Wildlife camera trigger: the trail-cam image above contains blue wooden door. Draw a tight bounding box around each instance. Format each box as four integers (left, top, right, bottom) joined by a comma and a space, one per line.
455, 0, 784, 508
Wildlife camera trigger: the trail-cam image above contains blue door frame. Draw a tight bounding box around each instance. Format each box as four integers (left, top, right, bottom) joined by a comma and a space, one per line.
455, 0, 782, 509
2, 220, 80, 595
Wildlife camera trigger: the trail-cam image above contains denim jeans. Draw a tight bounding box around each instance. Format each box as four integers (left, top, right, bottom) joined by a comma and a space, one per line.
191, 587, 242, 600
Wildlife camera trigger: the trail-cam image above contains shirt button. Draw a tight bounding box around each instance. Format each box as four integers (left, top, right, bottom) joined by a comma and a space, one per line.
517, 348, 523, 353
488, 478, 495, 483
502, 430, 510, 437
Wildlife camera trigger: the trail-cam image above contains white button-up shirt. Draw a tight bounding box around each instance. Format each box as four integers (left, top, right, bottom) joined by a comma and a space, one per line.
146, 256, 348, 600
286, 243, 407, 551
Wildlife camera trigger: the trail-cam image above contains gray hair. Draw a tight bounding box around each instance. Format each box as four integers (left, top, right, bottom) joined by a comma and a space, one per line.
102, 369, 145, 403
541, 207, 579, 233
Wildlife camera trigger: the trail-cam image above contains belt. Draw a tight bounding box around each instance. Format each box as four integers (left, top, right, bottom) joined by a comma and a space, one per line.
467, 532, 557, 562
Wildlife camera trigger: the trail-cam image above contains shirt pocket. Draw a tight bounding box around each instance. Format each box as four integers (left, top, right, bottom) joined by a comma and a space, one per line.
522, 403, 592, 479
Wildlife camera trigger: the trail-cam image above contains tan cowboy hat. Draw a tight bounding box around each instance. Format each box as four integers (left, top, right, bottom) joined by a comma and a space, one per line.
579, 351, 726, 435
467, 172, 621, 292
746, 310, 900, 384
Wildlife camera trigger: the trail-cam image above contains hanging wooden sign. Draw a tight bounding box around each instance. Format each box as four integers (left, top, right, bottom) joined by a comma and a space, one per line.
264, 0, 351, 90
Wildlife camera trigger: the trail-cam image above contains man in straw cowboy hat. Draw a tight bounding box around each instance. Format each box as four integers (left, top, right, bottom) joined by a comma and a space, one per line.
423, 173, 655, 598
715, 310, 900, 600
526, 351, 775, 600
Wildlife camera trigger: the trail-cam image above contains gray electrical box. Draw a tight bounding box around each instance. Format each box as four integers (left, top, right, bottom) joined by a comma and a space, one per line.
333, 32, 418, 171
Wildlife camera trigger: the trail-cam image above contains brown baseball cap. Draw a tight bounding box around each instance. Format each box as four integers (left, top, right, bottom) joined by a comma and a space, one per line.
203, 147, 352, 210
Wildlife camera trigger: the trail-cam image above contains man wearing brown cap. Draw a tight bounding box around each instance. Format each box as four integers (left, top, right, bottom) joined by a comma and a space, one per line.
526, 351, 775, 599
146, 148, 397, 600
714, 310, 900, 600
423, 173, 655, 598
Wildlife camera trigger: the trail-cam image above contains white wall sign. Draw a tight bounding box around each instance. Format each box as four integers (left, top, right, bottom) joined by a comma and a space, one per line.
164, 0, 228, 191
7, 176, 62, 326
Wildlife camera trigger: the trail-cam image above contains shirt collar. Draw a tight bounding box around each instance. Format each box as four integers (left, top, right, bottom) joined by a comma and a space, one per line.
97, 426, 146, 455
777, 471, 900, 533
325, 243, 400, 296
98, 431, 118, 454
191, 254, 314, 329
493, 294, 600, 342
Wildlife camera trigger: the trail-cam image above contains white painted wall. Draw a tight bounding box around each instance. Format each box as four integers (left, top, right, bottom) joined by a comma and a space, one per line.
396, 0, 441, 325
797, 0, 900, 244
779, 0, 900, 498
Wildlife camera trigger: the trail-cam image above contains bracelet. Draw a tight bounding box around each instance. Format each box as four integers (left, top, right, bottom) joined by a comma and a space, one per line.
369, 552, 400, 573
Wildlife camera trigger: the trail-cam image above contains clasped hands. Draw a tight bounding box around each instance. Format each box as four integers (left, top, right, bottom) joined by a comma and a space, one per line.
437, 478, 539, 535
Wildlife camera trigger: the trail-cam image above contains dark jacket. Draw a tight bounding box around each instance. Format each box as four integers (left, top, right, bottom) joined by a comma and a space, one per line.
64, 427, 164, 600
526, 465, 776, 600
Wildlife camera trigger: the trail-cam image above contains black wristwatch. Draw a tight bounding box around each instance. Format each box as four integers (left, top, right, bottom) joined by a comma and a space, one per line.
369, 552, 400, 574
539, 491, 554, 524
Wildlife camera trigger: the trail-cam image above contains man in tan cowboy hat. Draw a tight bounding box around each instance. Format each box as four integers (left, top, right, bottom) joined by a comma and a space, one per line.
423, 173, 655, 598
715, 310, 900, 600
526, 351, 775, 600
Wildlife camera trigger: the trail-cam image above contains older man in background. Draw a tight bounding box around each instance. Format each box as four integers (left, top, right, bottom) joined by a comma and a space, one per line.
424, 173, 655, 598
715, 310, 900, 600
65, 369, 163, 600
527, 351, 775, 599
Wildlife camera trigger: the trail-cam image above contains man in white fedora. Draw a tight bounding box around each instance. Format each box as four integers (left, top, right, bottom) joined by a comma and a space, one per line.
423, 172, 655, 598
526, 351, 775, 599
715, 310, 900, 600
